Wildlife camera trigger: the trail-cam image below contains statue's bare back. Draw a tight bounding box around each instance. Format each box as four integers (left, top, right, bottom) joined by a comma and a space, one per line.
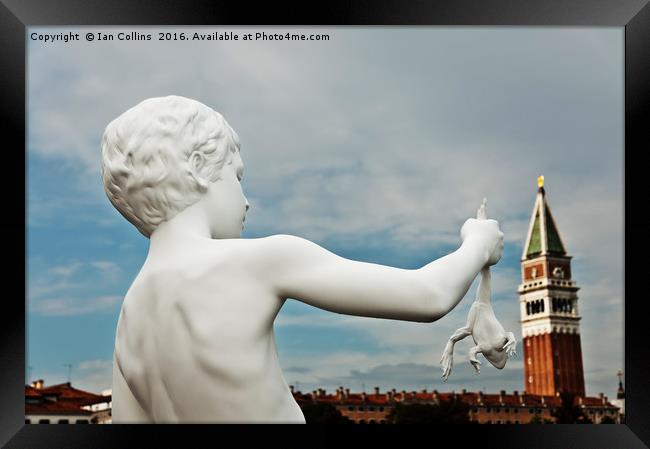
113, 239, 305, 423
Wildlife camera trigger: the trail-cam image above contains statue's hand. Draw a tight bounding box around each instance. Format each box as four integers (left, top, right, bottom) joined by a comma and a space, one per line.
460, 218, 504, 267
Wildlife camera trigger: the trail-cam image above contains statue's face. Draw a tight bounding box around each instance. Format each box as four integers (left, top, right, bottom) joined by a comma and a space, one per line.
204, 149, 249, 239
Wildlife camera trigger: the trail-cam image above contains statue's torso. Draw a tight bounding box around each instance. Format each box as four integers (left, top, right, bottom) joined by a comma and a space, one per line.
113, 240, 305, 423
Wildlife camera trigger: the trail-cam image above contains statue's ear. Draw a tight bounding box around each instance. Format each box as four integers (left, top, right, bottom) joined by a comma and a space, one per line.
189, 151, 209, 190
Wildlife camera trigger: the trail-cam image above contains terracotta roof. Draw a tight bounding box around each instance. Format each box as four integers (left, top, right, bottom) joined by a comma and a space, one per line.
25, 382, 111, 416
291, 389, 618, 411
25, 386, 42, 398
38, 383, 109, 405
580, 397, 617, 408
26, 401, 93, 415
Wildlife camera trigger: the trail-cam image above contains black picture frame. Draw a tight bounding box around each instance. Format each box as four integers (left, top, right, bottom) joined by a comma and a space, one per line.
2, 0, 648, 447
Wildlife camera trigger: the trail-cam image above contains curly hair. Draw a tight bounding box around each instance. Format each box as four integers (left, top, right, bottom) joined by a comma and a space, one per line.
101, 96, 240, 237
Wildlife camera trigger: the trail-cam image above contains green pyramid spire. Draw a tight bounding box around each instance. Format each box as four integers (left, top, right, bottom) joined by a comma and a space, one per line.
523, 180, 567, 259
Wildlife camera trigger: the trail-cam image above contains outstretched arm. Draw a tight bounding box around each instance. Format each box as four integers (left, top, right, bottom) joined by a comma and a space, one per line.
250, 218, 502, 323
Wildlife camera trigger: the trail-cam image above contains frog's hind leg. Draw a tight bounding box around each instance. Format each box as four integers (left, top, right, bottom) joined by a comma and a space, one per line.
440, 326, 472, 382
469, 346, 483, 374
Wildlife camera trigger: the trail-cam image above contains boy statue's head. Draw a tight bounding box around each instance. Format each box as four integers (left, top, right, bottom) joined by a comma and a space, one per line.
101, 95, 247, 238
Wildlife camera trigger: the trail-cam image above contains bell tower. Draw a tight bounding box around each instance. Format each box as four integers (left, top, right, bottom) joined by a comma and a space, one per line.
518, 176, 585, 397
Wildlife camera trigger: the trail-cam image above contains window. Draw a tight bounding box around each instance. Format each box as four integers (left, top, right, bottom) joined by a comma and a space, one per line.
58, 419, 69, 424
38, 419, 50, 424
348, 406, 353, 411
369, 406, 375, 411
505, 408, 509, 413
379, 407, 384, 412
486, 408, 491, 413
358, 406, 364, 411
75, 420, 89, 424
514, 409, 519, 413
529, 409, 534, 413
24, 419, 30, 424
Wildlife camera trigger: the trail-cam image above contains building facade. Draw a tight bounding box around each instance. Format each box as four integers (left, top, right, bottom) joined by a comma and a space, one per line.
519, 177, 585, 397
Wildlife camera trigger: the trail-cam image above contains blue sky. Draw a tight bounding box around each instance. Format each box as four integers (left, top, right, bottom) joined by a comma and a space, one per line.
27, 27, 623, 400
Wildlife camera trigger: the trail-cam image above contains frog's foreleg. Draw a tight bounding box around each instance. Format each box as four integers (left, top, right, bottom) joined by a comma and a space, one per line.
503, 331, 517, 358
469, 345, 483, 374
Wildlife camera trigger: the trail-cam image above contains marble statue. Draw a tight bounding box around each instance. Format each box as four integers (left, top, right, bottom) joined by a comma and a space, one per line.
101, 96, 504, 423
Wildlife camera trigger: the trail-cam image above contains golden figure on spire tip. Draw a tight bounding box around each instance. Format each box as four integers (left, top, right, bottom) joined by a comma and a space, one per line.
537, 175, 545, 188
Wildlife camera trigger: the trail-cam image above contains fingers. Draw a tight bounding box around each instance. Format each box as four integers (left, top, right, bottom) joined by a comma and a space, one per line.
477, 198, 488, 220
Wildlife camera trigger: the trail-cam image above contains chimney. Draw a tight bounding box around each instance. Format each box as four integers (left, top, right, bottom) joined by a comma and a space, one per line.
578, 397, 583, 406
401, 390, 407, 402
432, 390, 439, 403
499, 390, 506, 404
290, 385, 295, 394
374, 386, 380, 396
311, 390, 318, 401
461, 389, 466, 395
541, 396, 545, 405
32, 379, 44, 389
386, 391, 393, 402
477, 391, 483, 404
345, 388, 350, 399
361, 392, 367, 402
336, 388, 343, 401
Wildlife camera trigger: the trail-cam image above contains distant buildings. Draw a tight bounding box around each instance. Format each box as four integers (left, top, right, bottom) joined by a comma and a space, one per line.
291, 386, 621, 424
610, 371, 625, 422
25, 380, 112, 424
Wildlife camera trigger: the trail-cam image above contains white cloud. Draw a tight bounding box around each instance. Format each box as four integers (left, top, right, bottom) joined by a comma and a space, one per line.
31, 295, 122, 316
